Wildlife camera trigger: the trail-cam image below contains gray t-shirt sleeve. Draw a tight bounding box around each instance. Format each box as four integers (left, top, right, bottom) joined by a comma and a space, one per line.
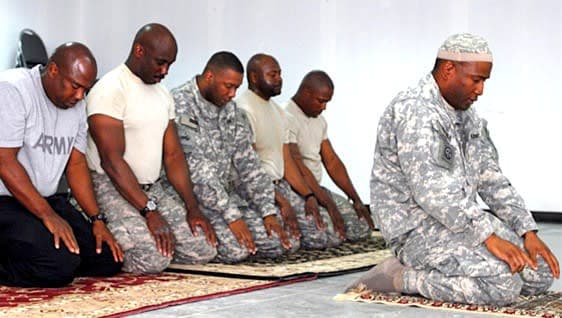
73, 103, 88, 154
0, 82, 26, 148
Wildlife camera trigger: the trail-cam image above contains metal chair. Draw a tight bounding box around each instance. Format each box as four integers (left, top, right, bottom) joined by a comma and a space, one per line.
15, 29, 48, 68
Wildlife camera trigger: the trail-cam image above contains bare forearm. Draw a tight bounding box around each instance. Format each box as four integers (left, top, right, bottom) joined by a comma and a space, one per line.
288, 144, 334, 207
101, 156, 147, 210
274, 189, 287, 206
89, 115, 148, 210
284, 163, 312, 196
283, 145, 312, 196
66, 151, 100, 216
326, 160, 361, 203
298, 162, 335, 208
164, 152, 198, 210
0, 158, 54, 219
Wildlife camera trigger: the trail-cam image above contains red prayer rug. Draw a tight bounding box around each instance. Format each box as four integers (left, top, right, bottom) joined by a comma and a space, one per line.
335, 287, 562, 318
0, 272, 311, 317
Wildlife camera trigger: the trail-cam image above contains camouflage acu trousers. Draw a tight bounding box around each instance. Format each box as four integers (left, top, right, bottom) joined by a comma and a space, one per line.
275, 180, 340, 249
199, 201, 285, 263
323, 187, 371, 242
397, 213, 553, 306
235, 186, 302, 255
91, 173, 217, 273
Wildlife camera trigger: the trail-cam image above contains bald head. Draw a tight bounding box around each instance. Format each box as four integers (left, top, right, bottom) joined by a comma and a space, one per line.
42, 42, 97, 109
293, 70, 334, 118
132, 23, 176, 54
126, 23, 177, 84
49, 42, 97, 77
245, 53, 282, 100
297, 70, 334, 93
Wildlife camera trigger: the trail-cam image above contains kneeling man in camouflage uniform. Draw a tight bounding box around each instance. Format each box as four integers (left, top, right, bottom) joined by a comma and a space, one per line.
159, 51, 292, 263
349, 33, 559, 306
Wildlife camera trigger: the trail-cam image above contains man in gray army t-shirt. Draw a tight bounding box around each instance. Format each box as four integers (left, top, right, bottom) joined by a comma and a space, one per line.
0, 43, 122, 287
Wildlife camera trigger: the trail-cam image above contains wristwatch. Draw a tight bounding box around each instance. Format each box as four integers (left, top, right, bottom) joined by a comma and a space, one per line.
140, 197, 158, 217
89, 212, 108, 224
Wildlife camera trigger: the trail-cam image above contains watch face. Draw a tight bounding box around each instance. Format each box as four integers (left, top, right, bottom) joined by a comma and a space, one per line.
146, 199, 158, 211
90, 213, 107, 223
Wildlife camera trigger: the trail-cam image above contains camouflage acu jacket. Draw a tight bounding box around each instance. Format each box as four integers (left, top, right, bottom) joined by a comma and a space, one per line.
170, 78, 277, 223
370, 73, 537, 248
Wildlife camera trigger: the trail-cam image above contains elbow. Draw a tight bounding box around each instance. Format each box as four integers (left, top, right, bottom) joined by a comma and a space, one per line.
99, 156, 119, 177
163, 152, 178, 169
326, 158, 344, 175
164, 148, 185, 167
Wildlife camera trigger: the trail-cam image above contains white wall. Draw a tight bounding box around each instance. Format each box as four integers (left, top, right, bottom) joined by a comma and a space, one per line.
0, 0, 82, 70
1, 0, 560, 211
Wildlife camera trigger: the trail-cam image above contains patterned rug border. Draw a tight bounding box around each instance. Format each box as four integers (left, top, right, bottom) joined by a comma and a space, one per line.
168, 232, 391, 280
105, 274, 317, 318
168, 249, 392, 280
0, 273, 316, 318
334, 291, 562, 318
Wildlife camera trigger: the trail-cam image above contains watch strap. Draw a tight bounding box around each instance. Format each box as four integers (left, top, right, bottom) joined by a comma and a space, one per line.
139, 197, 158, 217
89, 212, 107, 223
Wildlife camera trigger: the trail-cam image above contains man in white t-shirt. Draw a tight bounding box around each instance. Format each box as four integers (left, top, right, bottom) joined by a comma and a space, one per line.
86, 23, 217, 274
284, 71, 374, 243
237, 54, 341, 250
0, 43, 122, 287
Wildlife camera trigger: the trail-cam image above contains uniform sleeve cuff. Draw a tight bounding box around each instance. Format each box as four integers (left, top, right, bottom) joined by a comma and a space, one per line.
223, 206, 243, 224
516, 225, 539, 238
261, 203, 278, 218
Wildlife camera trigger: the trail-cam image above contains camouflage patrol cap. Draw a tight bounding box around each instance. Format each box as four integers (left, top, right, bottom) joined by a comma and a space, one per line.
437, 33, 493, 62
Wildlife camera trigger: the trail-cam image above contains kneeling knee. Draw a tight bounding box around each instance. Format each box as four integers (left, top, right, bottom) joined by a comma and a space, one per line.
36, 253, 81, 287
521, 271, 554, 296
481, 275, 523, 306
301, 234, 329, 250
174, 243, 218, 265
123, 251, 171, 274
93, 259, 123, 277
254, 236, 285, 258
216, 244, 249, 264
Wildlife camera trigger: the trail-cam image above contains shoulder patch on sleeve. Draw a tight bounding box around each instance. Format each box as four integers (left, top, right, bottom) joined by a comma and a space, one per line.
179, 115, 199, 131
431, 120, 455, 170
431, 138, 455, 171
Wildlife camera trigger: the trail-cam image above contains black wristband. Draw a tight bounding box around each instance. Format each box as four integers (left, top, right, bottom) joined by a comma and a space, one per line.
89, 212, 107, 224
304, 193, 315, 200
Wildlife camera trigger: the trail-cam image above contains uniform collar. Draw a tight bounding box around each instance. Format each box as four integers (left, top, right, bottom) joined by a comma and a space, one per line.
187, 77, 236, 121
422, 73, 466, 125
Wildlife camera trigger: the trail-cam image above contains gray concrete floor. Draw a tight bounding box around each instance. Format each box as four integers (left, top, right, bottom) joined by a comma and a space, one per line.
133, 222, 562, 317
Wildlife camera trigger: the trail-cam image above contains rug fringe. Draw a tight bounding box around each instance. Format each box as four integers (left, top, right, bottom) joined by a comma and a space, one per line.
333, 292, 360, 301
